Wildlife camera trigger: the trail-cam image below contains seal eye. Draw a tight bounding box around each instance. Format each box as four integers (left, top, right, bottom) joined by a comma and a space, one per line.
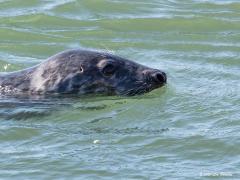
102, 63, 115, 77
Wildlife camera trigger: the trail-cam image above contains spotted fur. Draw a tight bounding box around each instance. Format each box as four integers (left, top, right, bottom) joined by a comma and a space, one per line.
0, 49, 167, 96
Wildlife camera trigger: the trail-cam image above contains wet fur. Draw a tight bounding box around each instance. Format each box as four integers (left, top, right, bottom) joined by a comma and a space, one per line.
0, 49, 166, 96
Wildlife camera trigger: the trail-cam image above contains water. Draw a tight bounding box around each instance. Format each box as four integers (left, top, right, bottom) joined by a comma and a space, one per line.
0, 0, 240, 179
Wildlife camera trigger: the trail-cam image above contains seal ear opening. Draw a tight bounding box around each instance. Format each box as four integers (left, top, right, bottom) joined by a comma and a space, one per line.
80, 65, 84, 73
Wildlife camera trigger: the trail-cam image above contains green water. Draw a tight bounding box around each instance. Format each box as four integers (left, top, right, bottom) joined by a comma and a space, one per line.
0, 0, 240, 179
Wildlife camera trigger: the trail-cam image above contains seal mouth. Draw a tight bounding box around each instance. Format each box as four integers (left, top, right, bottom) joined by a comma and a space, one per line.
119, 80, 166, 96
117, 69, 167, 96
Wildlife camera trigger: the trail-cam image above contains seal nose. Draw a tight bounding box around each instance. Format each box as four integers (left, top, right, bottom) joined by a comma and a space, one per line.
151, 71, 167, 84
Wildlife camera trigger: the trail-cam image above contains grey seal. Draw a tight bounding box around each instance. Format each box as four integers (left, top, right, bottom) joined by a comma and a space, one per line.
0, 49, 167, 96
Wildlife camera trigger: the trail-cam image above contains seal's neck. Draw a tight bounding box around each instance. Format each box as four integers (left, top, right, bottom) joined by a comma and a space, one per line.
0, 67, 36, 92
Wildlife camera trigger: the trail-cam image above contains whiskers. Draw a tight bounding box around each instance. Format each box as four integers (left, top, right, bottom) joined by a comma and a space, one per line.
119, 81, 152, 96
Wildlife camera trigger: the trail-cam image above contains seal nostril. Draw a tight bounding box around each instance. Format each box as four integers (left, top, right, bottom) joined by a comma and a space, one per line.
156, 73, 164, 82
154, 72, 166, 84
162, 72, 167, 82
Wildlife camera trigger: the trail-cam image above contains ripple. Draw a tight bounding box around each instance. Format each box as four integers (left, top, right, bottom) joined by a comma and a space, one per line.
0, 0, 240, 179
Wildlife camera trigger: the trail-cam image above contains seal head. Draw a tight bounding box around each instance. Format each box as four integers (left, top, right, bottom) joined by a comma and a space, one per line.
0, 50, 167, 96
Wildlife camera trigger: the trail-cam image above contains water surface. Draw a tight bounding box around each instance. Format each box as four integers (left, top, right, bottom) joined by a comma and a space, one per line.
0, 0, 240, 179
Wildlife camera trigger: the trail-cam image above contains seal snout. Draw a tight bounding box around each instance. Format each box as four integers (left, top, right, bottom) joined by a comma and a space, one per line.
152, 71, 167, 84
143, 69, 167, 85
